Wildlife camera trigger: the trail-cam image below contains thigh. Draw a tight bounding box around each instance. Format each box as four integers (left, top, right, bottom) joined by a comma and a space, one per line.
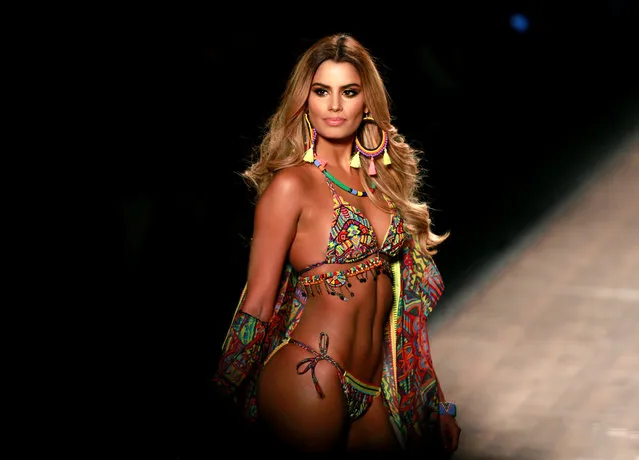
347, 393, 401, 454
256, 341, 348, 453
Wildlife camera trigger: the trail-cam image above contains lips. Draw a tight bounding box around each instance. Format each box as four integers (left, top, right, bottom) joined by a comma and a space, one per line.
324, 118, 346, 126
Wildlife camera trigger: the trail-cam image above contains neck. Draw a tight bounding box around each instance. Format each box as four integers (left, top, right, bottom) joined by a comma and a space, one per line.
312, 158, 368, 197
314, 139, 354, 171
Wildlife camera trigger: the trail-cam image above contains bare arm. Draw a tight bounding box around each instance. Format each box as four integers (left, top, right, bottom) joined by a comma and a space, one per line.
240, 169, 304, 322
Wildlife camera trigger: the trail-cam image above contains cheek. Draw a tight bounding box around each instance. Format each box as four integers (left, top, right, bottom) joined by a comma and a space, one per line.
306, 100, 322, 123
347, 118, 362, 135
307, 97, 319, 112
345, 100, 365, 119
346, 104, 365, 127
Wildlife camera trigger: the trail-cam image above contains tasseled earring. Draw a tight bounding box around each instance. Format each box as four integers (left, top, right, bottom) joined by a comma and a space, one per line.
303, 112, 317, 163
352, 113, 390, 176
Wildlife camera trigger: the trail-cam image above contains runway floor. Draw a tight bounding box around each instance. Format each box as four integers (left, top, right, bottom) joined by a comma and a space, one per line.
428, 129, 639, 459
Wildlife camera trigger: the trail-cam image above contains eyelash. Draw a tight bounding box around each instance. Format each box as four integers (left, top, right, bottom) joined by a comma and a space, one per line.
313, 88, 359, 97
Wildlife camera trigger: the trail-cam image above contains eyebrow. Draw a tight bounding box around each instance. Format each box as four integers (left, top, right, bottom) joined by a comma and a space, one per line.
311, 82, 361, 89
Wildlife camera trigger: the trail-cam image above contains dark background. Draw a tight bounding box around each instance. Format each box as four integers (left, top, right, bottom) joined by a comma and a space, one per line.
92, 3, 638, 457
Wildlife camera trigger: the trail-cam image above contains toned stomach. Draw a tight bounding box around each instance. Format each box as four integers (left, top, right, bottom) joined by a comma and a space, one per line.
291, 261, 394, 383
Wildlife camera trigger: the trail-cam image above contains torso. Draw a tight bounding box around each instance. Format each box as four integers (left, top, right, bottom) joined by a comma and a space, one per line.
287, 164, 406, 383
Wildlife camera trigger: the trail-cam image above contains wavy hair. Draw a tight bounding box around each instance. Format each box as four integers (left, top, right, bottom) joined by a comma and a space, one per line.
242, 33, 448, 255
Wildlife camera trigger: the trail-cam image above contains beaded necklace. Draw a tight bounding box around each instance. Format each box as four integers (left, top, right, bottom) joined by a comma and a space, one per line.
312, 158, 368, 197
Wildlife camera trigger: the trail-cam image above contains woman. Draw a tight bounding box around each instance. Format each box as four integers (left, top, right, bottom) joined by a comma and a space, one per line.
213, 33, 461, 455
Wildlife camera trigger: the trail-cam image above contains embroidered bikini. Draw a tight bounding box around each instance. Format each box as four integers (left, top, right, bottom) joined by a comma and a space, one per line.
297, 175, 406, 301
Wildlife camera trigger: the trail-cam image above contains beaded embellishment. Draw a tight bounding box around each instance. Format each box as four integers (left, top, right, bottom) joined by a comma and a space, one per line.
298, 256, 391, 301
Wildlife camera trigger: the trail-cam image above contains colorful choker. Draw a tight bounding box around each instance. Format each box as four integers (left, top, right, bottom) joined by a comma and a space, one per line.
313, 158, 368, 197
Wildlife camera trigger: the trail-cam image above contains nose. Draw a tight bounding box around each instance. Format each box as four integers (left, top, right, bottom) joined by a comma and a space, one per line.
329, 95, 342, 112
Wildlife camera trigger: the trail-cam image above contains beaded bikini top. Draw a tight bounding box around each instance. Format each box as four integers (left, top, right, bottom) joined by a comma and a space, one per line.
298, 175, 407, 275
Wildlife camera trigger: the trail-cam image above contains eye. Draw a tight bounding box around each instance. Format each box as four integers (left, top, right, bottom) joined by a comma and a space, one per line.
344, 89, 359, 97
313, 88, 328, 97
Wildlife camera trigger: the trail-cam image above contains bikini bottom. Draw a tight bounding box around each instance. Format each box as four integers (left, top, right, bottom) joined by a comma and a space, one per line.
264, 331, 381, 421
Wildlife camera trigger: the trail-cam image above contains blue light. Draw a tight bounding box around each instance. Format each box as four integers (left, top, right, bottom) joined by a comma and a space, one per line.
510, 13, 529, 33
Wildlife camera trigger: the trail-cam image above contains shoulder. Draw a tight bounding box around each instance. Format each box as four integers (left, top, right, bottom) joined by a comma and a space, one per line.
268, 165, 312, 193
258, 165, 317, 207
264, 164, 320, 196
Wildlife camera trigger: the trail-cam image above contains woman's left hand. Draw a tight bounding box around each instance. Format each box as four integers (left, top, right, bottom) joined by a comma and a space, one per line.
439, 414, 461, 453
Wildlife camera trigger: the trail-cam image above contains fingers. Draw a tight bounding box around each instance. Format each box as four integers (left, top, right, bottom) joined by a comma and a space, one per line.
442, 424, 461, 452
448, 431, 459, 451
451, 426, 461, 451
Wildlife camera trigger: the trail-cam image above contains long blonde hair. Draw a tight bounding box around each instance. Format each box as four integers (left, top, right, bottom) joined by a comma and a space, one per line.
242, 33, 448, 255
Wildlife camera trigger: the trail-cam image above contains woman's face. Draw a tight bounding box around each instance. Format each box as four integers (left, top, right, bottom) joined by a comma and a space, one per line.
307, 60, 366, 141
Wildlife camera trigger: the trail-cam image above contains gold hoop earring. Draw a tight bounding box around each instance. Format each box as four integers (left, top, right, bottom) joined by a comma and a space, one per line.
351, 113, 390, 176
303, 112, 317, 163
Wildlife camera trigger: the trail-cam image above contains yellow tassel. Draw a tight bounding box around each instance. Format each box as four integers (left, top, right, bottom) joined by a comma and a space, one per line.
303, 147, 314, 163
382, 149, 391, 165
350, 152, 361, 168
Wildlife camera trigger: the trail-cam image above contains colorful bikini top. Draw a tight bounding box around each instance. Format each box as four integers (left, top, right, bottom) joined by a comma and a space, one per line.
299, 176, 407, 275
